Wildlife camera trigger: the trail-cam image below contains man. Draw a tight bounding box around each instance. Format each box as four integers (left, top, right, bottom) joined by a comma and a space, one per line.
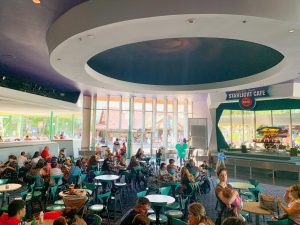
17, 152, 28, 181
101, 153, 114, 173
120, 197, 151, 225
0, 200, 27, 225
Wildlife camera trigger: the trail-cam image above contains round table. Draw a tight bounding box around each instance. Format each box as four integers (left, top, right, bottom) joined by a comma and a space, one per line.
95, 175, 119, 181
59, 188, 87, 197
97, 158, 105, 162
0, 183, 22, 192
146, 194, 175, 225
243, 201, 273, 225
0, 183, 22, 208
229, 182, 255, 190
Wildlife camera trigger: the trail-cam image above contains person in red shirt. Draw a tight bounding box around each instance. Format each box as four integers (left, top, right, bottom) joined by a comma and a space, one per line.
0, 200, 27, 225
41, 146, 51, 159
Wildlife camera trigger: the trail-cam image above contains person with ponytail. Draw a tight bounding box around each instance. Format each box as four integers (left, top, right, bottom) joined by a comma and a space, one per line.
187, 203, 215, 225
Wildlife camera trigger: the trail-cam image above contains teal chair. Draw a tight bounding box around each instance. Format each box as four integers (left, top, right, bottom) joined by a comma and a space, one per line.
165, 196, 189, 220
159, 186, 171, 195
137, 190, 147, 198
249, 179, 260, 187
267, 219, 294, 225
90, 192, 111, 225
171, 218, 187, 225
92, 214, 103, 225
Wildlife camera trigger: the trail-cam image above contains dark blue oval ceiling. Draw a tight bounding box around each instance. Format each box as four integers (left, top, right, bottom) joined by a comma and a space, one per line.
87, 38, 284, 85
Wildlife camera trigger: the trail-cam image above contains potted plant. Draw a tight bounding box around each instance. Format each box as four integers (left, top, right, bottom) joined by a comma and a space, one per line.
290, 147, 298, 156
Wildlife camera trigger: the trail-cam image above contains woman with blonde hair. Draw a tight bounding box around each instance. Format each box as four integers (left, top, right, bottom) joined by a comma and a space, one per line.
179, 167, 195, 195
188, 202, 215, 225
127, 156, 140, 170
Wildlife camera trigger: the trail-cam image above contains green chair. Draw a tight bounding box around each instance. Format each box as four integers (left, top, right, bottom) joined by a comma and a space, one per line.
249, 179, 259, 187
46, 185, 58, 203
267, 219, 294, 225
159, 186, 171, 195
137, 190, 147, 198
92, 165, 99, 171
0, 179, 8, 185
90, 192, 111, 225
165, 196, 188, 219
92, 214, 103, 225
171, 218, 187, 225
84, 182, 96, 201
80, 173, 87, 187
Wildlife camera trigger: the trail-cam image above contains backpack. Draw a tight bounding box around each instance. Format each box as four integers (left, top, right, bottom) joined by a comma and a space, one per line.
200, 177, 211, 194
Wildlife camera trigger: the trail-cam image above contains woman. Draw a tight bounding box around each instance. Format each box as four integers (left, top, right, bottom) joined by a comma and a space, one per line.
62, 207, 87, 225
69, 160, 82, 185
215, 168, 237, 205
127, 156, 140, 170
276, 184, 300, 224
0, 155, 18, 179
187, 202, 214, 225
179, 167, 195, 195
87, 155, 98, 171
157, 163, 172, 182
135, 148, 144, 161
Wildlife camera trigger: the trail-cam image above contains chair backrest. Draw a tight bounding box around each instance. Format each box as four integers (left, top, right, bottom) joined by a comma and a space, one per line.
159, 186, 171, 196
32, 175, 44, 187
171, 218, 187, 225
0, 179, 8, 185
92, 214, 103, 225
249, 179, 259, 187
97, 192, 111, 205
137, 190, 147, 198
267, 219, 292, 225
49, 185, 58, 201
50, 175, 63, 185
167, 167, 176, 175
92, 165, 98, 171
85, 182, 96, 191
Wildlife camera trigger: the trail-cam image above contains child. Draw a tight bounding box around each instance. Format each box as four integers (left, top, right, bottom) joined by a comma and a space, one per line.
221, 188, 245, 221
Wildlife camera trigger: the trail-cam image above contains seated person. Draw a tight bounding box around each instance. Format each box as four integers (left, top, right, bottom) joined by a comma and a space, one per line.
118, 157, 127, 169
276, 184, 300, 224
17, 152, 28, 168
221, 188, 244, 221
200, 160, 209, 171
0, 200, 27, 225
87, 155, 98, 171
120, 197, 151, 225
167, 159, 179, 175
58, 149, 66, 164
186, 159, 200, 175
132, 214, 150, 225
101, 153, 114, 173
178, 167, 195, 195
222, 217, 247, 225
53, 217, 68, 225
157, 163, 173, 182
127, 156, 140, 170
187, 202, 214, 225
0, 155, 18, 179
68, 160, 82, 185
61, 157, 72, 183
41, 146, 51, 159
50, 162, 63, 185
31, 151, 42, 166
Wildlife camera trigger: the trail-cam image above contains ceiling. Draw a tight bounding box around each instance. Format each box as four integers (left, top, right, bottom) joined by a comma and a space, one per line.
1, 0, 300, 104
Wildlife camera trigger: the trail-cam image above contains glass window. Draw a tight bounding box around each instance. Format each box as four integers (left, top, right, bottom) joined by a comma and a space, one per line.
121, 110, 129, 130
133, 111, 143, 130
145, 112, 152, 130
109, 96, 121, 110
167, 112, 173, 146
96, 109, 107, 129
73, 113, 82, 139
96, 96, 108, 109
188, 102, 193, 114
178, 112, 184, 141
178, 103, 184, 113
256, 111, 272, 139
108, 110, 120, 129
272, 110, 290, 146
157, 100, 164, 112
168, 100, 173, 113
218, 110, 231, 146
122, 97, 129, 110
134, 98, 143, 111
244, 111, 255, 147
231, 110, 243, 148
292, 109, 300, 147
145, 99, 152, 111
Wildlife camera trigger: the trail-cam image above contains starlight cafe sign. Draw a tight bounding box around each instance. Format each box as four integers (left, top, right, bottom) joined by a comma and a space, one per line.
226, 86, 269, 109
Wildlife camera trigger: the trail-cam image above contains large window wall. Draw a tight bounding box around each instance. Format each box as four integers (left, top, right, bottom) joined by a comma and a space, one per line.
95, 96, 193, 155
218, 109, 295, 149
0, 112, 82, 141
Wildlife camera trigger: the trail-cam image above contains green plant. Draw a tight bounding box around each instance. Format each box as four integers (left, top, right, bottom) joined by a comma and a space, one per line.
290, 148, 298, 156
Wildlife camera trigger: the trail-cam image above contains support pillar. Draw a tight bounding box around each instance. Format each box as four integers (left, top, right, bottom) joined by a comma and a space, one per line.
81, 95, 92, 151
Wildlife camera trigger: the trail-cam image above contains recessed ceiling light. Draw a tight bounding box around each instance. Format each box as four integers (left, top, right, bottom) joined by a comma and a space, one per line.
57, 58, 62, 61
32, 0, 41, 4
242, 20, 247, 24
186, 18, 195, 24
87, 34, 95, 38
289, 29, 296, 33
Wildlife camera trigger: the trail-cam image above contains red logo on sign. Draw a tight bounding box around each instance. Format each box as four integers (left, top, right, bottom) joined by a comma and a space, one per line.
241, 97, 253, 107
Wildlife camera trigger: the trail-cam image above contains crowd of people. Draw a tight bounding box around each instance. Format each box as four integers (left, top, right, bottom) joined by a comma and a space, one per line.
0, 144, 299, 225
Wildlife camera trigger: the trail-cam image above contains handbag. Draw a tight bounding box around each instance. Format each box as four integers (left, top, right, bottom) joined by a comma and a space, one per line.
259, 193, 278, 212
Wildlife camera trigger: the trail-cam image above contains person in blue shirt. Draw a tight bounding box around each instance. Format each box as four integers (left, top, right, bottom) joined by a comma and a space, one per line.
216, 150, 226, 172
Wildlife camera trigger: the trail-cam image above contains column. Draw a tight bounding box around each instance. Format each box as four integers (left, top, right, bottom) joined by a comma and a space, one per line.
173, 98, 178, 146
142, 97, 146, 131
128, 96, 134, 158
163, 97, 168, 148
119, 96, 122, 129
49, 112, 53, 140
184, 98, 189, 138
91, 94, 97, 148
81, 95, 92, 151
151, 98, 157, 156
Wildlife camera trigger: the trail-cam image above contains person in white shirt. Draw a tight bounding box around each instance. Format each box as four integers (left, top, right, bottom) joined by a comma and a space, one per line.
31, 151, 42, 166
50, 162, 63, 185
17, 152, 28, 168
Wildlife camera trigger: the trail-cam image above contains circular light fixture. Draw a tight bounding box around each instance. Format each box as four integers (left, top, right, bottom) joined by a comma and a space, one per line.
289, 29, 296, 33
87, 34, 95, 38
186, 18, 195, 24
32, 0, 41, 4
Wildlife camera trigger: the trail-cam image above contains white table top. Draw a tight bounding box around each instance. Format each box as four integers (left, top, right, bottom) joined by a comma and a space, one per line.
95, 175, 119, 181
243, 202, 273, 215
146, 194, 175, 205
0, 183, 22, 192
97, 158, 105, 162
59, 189, 87, 197
229, 182, 255, 190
